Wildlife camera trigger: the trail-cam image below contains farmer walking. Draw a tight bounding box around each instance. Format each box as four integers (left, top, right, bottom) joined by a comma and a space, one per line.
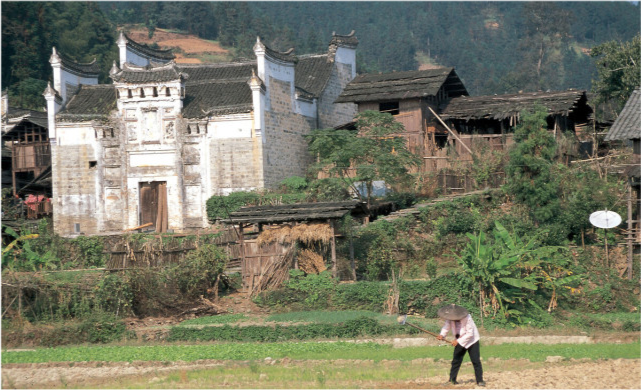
436, 304, 485, 386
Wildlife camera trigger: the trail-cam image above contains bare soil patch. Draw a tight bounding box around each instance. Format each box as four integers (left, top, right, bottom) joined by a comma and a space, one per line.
2, 358, 639, 389
123, 27, 230, 64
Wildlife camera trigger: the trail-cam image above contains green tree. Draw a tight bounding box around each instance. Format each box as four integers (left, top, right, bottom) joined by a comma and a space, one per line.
505, 106, 560, 224
590, 34, 641, 119
307, 111, 421, 206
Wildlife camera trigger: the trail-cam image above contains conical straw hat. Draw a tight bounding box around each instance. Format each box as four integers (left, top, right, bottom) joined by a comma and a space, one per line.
437, 304, 469, 320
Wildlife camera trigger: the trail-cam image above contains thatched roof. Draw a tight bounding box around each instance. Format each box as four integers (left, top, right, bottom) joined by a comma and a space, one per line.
222, 201, 367, 225
440, 90, 590, 121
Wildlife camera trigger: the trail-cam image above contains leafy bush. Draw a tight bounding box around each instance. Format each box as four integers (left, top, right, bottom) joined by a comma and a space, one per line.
169, 244, 228, 299
168, 316, 416, 342
206, 192, 261, 222
95, 273, 133, 316
279, 176, 308, 192
385, 192, 417, 209
306, 178, 352, 202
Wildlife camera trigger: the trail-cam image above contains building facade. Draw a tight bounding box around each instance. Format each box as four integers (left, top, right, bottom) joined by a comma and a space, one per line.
45, 31, 358, 236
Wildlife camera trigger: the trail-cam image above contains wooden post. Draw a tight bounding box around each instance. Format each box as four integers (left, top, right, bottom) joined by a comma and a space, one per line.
329, 219, 337, 279
627, 184, 633, 279
238, 223, 246, 291
428, 106, 474, 156
349, 237, 356, 281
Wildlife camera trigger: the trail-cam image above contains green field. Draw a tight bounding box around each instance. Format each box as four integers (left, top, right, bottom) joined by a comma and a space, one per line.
4, 341, 639, 364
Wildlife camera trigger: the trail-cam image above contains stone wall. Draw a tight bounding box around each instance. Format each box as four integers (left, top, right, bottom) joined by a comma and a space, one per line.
209, 136, 264, 195
263, 77, 315, 188
318, 62, 357, 128
51, 139, 99, 236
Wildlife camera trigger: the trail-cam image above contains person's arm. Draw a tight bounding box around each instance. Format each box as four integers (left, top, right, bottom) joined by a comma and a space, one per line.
437, 320, 451, 340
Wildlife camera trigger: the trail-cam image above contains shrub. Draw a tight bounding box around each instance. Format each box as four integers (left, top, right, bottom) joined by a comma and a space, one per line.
169, 244, 228, 299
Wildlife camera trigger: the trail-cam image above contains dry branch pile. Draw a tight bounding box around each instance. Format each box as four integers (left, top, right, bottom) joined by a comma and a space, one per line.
249, 247, 296, 296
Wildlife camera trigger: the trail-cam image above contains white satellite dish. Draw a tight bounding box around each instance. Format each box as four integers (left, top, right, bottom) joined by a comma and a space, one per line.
589, 210, 622, 229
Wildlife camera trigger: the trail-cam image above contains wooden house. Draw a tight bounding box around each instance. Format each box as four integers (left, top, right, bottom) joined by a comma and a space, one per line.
336, 69, 594, 175
603, 88, 640, 278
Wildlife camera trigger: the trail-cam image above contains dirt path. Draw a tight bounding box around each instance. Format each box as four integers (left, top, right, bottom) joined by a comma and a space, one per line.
3, 358, 639, 389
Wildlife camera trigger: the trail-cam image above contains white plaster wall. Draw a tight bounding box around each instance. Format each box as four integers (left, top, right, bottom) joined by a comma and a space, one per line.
60, 69, 98, 103
125, 48, 151, 67
335, 47, 357, 79
208, 116, 253, 139
295, 98, 316, 118
56, 125, 99, 149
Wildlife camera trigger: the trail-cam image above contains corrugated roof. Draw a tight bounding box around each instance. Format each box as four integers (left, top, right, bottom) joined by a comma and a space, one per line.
57, 85, 117, 121
441, 90, 590, 121
604, 89, 640, 141
335, 67, 463, 103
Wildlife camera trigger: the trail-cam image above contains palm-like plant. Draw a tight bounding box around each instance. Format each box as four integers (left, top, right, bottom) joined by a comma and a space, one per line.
455, 221, 576, 321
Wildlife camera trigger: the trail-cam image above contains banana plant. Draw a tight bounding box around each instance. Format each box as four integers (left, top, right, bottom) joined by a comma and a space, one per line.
454, 222, 539, 320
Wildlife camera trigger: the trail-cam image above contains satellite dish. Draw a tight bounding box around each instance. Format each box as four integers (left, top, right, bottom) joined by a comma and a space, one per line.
589, 210, 622, 229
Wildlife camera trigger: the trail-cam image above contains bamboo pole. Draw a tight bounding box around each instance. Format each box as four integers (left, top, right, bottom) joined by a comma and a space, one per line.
427, 107, 474, 155
628, 184, 633, 279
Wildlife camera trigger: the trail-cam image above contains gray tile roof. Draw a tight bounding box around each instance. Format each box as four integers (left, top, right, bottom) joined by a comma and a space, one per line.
295, 55, 333, 98
57, 49, 339, 120
183, 79, 253, 118
222, 201, 366, 224
335, 67, 466, 103
57, 85, 117, 121
124, 33, 175, 61
178, 62, 256, 83
111, 62, 188, 84
441, 90, 590, 121
329, 31, 359, 48
604, 89, 640, 141
59, 52, 101, 75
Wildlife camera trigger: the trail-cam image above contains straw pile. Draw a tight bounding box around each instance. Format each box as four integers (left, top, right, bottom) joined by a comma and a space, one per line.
257, 222, 333, 246
297, 248, 327, 274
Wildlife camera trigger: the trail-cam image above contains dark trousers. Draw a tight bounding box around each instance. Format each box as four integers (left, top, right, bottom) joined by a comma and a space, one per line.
449, 340, 483, 383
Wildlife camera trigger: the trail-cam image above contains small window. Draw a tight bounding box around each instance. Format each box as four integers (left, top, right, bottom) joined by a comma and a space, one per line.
74, 223, 81, 234
165, 87, 171, 97
89, 161, 97, 169
153, 87, 158, 97
140, 88, 145, 98
116, 90, 120, 99
128, 89, 133, 98
379, 102, 399, 115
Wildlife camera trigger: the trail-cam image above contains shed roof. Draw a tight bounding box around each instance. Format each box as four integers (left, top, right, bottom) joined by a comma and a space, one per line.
335, 67, 467, 103
440, 90, 590, 121
222, 201, 367, 224
604, 89, 640, 141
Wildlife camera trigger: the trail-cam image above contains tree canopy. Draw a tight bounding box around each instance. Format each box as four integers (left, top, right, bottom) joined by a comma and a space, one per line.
307, 111, 421, 205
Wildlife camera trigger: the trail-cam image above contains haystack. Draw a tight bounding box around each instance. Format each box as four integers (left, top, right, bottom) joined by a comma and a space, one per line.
257, 222, 333, 246
297, 248, 327, 274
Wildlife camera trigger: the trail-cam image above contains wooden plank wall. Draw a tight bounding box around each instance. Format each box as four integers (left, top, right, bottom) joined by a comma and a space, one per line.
240, 239, 291, 292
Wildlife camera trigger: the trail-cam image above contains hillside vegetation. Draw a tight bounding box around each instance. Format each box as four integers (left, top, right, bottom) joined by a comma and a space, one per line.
2, 1, 639, 109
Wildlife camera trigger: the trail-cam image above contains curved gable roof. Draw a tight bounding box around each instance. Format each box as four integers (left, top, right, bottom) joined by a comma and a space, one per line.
604, 89, 640, 141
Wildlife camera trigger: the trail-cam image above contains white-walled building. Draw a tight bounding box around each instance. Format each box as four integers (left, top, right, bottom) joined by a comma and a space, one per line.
45, 31, 358, 236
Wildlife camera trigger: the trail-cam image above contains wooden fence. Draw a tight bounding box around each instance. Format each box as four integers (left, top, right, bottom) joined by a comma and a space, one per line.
104, 227, 291, 292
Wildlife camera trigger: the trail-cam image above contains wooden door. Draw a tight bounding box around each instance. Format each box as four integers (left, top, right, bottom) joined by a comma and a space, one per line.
139, 181, 168, 232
